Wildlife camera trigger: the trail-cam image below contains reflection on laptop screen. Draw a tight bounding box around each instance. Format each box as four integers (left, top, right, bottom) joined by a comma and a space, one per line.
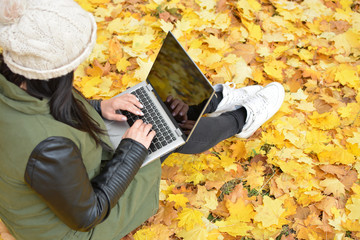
147, 32, 214, 126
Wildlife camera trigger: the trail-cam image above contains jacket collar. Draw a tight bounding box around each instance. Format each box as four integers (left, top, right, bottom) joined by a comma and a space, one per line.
0, 74, 50, 115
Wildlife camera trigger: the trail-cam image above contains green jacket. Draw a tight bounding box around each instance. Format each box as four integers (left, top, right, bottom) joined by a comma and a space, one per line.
0, 74, 161, 240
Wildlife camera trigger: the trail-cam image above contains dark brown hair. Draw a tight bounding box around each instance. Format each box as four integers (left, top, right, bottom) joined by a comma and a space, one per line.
0, 55, 106, 147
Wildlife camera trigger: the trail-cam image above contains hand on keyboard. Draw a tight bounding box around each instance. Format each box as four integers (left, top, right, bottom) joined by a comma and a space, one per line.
100, 93, 144, 121
122, 119, 156, 149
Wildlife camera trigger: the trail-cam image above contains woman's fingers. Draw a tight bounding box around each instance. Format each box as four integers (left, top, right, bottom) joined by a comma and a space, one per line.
105, 113, 127, 121
143, 122, 153, 133
131, 119, 144, 129
122, 120, 156, 149
112, 94, 143, 116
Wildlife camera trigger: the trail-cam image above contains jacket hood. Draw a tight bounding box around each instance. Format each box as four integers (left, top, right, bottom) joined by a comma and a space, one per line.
0, 74, 49, 115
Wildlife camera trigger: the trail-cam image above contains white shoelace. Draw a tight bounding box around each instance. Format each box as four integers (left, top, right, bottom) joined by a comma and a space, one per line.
222, 82, 248, 106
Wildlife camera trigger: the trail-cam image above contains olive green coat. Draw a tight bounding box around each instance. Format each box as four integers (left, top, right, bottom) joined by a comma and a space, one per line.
0, 74, 161, 240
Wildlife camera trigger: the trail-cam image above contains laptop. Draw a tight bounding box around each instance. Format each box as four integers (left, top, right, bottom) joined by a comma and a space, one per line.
104, 31, 215, 167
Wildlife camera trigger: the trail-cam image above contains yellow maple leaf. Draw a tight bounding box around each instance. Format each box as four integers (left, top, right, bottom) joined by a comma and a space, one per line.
346, 198, 360, 221
81, 76, 102, 98
167, 194, 189, 208
89, 0, 110, 3
85, 65, 103, 77
307, 111, 341, 130
196, 0, 216, 10
229, 140, 246, 159
338, 103, 360, 120
177, 208, 203, 231
134, 58, 153, 81
354, 162, 360, 180
116, 58, 131, 72
88, 43, 108, 63
263, 58, 286, 81
194, 186, 218, 210
134, 224, 173, 240
199, 51, 222, 68
261, 129, 285, 148
254, 196, 285, 228
334, 64, 360, 89
177, 224, 208, 240
187, 48, 202, 63
74, 0, 94, 11
233, 57, 253, 85
242, 19, 262, 41
244, 161, 265, 189
159, 19, 174, 33
342, 219, 360, 232
298, 48, 314, 63
226, 197, 255, 222
133, 227, 157, 240
98, 76, 115, 97
305, 129, 332, 146
317, 145, 356, 165
132, 34, 154, 53
121, 74, 140, 88
319, 178, 346, 198
277, 160, 314, 180
218, 154, 237, 172
215, 219, 253, 237
295, 187, 324, 206
205, 35, 228, 50
108, 38, 123, 64
186, 171, 206, 185
214, 13, 231, 31
236, 0, 259, 20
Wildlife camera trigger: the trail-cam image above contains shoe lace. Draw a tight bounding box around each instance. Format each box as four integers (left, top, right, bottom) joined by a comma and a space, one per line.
223, 82, 247, 105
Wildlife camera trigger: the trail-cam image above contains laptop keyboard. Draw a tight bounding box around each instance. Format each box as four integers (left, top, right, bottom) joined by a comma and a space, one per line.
120, 87, 177, 154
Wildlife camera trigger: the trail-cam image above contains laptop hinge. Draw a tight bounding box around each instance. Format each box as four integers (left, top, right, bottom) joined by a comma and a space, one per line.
146, 84, 153, 92
175, 128, 182, 137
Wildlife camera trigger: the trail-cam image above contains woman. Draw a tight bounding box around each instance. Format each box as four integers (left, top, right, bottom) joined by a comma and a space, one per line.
0, 0, 284, 239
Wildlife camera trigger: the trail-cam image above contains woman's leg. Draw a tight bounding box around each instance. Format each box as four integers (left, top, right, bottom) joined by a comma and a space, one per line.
176, 107, 247, 154
160, 82, 285, 162
160, 106, 246, 161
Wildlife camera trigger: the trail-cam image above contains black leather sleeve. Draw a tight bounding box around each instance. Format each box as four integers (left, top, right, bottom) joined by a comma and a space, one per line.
24, 136, 148, 232
88, 99, 102, 116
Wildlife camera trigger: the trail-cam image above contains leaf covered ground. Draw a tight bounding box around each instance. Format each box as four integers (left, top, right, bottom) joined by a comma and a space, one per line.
2, 0, 360, 239
74, 0, 360, 239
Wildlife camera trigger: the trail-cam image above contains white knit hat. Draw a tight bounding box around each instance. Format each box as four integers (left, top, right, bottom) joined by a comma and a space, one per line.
0, 0, 97, 80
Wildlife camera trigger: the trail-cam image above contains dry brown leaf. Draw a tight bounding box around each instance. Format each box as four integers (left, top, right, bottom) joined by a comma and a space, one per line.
319, 164, 348, 178
315, 197, 339, 216
229, 43, 256, 64
340, 169, 358, 190
152, 202, 178, 226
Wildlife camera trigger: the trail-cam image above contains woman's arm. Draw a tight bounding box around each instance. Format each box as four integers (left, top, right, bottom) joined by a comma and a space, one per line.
88, 99, 102, 116
24, 136, 147, 232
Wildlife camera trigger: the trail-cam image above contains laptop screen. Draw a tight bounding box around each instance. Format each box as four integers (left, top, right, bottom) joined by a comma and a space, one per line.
147, 32, 214, 138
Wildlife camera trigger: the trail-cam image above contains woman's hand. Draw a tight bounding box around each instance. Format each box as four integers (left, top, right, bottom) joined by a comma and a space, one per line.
165, 96, 189, 123
122, 120, 156, 149
101, 94, 144, 121
179, 120, 195, 135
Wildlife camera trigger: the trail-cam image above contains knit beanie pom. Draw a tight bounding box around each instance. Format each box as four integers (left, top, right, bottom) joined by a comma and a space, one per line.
0, 0, 26, 25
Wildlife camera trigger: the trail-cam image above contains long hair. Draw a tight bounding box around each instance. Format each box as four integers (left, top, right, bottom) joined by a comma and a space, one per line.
0, 56, 106, 147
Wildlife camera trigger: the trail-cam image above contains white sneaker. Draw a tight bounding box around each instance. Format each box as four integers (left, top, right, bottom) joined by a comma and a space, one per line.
207, 82, 263, 117
236, 82, 285, 138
